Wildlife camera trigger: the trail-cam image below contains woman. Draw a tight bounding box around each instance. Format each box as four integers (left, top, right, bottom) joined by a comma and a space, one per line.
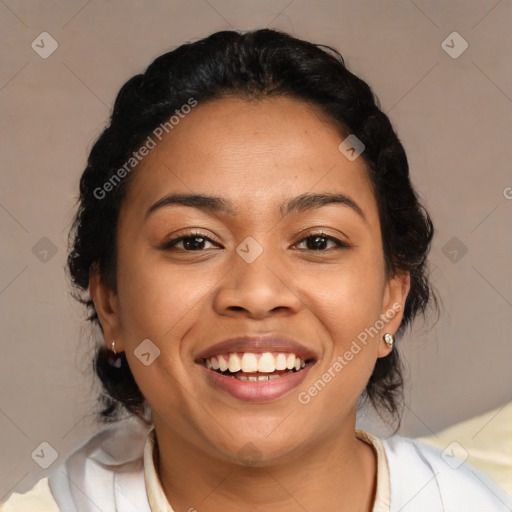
2, 28, 511, 512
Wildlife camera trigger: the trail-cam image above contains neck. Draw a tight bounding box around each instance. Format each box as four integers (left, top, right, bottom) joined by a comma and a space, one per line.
152, 415, 377, 512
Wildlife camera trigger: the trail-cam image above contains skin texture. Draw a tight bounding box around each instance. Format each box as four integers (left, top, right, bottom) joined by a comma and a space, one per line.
90, 96, 410, 512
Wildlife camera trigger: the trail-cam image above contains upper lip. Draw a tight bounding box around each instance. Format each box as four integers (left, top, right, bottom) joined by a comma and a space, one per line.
195, 334, 318, 362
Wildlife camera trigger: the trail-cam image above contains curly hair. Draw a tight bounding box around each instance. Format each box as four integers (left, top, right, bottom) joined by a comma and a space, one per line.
67, 28, 437, 427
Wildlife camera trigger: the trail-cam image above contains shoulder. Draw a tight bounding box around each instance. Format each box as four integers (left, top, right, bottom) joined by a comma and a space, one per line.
382, 435, 512, 512
47, 415, 153, 511
0, 477, 60, 512
1, 415, 153, 512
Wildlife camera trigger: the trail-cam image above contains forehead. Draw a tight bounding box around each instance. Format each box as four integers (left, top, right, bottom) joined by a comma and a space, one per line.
121, 96, 378, 223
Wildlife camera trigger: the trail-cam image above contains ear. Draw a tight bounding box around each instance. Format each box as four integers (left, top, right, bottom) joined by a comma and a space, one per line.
377, 270, 411, 358
89, 265, 124, 353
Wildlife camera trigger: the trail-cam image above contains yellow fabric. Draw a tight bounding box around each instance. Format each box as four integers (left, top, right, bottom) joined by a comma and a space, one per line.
418, 401, 512, 497
0, 477, 59, 512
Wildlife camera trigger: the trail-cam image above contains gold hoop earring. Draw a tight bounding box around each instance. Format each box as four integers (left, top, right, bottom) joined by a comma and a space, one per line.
108, 340, 122, 368
383, 333, 395, 349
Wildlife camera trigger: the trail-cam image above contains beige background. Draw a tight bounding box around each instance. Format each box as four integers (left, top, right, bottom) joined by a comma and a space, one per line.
1, 0, 511, 498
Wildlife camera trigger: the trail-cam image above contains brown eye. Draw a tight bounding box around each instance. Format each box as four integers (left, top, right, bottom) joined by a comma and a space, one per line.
161, 231, 220, 251
295, 232, 348, 251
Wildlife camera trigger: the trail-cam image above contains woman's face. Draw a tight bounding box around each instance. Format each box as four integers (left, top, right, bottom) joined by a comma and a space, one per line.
91, 96, 409, 463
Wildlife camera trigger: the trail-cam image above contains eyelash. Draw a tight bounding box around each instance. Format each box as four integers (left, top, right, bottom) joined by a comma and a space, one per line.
161, 229, 349, 252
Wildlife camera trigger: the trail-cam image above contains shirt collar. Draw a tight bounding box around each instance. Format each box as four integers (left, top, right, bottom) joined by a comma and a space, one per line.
356, 429, 392, 512
144, 428, 175, 511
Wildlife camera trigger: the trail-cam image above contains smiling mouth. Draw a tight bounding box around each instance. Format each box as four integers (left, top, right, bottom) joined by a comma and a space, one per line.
200, 352, 316, 381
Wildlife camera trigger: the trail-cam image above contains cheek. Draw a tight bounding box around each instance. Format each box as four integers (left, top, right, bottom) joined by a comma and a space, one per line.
115, 252, 209, 415
301, 252, 385, 340
116, 248, 220, 343
298, 251, 385, 389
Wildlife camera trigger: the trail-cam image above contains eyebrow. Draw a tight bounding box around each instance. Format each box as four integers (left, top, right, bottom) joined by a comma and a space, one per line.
145, 192, 367, 223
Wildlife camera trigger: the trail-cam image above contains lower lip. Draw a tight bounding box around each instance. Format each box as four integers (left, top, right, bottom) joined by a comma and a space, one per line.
198, 363, 314, 402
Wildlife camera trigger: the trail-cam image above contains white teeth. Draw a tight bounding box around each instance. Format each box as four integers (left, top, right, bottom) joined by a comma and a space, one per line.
258, 352, 275, 373
204, 352, 309, 374
231, 370, 295, 381
228, 353, 241, 372
241, 353, 258, 373
218, 355, 228, 372
275, 353, 287, 370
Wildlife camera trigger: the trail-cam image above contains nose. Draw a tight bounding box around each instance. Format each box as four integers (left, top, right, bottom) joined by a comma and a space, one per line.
212, 245, 303, 319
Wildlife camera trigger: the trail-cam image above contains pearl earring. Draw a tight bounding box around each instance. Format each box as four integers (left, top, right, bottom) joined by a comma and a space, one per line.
111, 340, 117, 355
383, 333, 395, 349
